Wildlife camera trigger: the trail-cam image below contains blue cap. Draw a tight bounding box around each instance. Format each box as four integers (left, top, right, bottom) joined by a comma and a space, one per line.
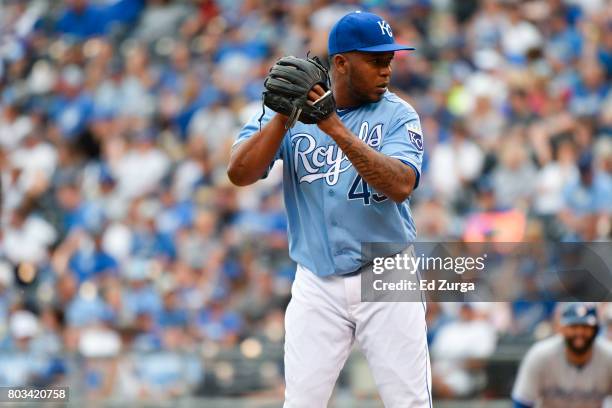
560, 303, 598, 327
328, 11, 416, 55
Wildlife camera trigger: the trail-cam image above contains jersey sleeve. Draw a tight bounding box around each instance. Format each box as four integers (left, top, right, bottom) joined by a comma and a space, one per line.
232, 106, 284, 178
379, 108, 424, 189
511, 345, 543, 407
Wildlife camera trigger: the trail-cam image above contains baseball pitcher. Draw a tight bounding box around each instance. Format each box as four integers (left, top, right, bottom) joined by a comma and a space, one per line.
228, 11, 430, 407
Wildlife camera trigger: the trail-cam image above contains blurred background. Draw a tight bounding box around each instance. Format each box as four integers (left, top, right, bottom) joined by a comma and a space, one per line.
0, 0, 610, 406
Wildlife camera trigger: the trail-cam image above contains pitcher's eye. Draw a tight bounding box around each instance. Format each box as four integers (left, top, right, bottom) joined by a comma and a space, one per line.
374, 58, 392, 66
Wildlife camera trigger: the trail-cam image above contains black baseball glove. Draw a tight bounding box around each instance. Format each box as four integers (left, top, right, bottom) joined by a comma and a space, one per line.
263, 56, 335, 129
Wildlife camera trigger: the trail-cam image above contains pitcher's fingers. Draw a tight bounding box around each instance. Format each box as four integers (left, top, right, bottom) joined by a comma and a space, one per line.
312, 84, 326, 95
308, 89, 319, 102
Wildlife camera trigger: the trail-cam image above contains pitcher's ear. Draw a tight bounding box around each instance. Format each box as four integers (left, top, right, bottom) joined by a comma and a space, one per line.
333, 54, 348, 74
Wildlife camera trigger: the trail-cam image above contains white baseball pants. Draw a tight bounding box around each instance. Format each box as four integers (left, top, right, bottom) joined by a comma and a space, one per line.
283, 264, 432, 407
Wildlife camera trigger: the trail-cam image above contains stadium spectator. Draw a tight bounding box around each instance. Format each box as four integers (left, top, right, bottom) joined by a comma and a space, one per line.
431, 303, 498, 398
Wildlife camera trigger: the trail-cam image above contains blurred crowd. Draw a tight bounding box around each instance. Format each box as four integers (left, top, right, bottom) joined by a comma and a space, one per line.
0, 0, 610, 401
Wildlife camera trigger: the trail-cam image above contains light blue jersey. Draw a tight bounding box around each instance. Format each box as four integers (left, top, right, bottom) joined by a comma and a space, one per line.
234, 91, 424, 277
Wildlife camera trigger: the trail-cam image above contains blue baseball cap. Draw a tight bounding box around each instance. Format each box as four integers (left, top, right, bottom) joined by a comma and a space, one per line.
328, 11, 416, 55
560, 303, 599, 327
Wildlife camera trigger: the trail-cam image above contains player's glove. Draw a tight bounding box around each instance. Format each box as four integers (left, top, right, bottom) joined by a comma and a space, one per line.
263, 55, 336, 129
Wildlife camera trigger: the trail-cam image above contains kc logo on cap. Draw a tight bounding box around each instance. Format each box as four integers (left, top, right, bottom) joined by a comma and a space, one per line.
377, 20, 393, 37
328, 11, 415, 55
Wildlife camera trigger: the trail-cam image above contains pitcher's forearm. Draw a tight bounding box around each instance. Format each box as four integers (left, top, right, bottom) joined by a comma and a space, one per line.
321, 116, 415, 202
227, 114, 288, 186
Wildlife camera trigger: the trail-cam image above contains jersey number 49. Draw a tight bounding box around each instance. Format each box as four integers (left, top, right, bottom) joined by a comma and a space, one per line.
348, 175, 387, 205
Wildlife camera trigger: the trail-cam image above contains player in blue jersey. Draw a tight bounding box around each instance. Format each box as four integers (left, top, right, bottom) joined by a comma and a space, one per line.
228, 11, 431, 408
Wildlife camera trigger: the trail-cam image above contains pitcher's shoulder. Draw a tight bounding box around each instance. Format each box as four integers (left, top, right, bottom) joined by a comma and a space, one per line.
382, 92, 418, 113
